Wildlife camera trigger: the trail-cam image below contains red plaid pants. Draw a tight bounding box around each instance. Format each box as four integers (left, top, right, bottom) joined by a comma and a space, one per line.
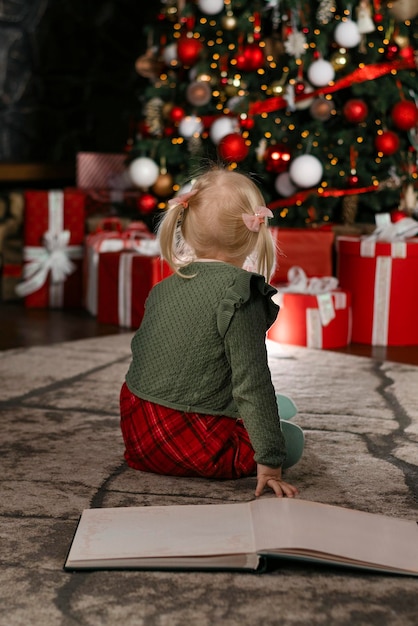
120, 382, 256, 479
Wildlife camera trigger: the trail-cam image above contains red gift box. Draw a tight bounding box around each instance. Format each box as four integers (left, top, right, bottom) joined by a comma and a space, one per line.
337, 236, 418, 346
269, 228, 335, 284
268, 289, 352, 349
84, 219, 154, 316
17, 190, 85, 308
97, 250, 172, 328
76, 152, 129, 189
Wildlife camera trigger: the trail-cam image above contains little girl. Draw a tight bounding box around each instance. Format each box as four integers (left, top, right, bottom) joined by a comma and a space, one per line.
120, 167, 302, 497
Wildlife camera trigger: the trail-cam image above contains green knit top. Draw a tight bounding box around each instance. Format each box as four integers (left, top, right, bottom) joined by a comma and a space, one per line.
125, 261, 286, 468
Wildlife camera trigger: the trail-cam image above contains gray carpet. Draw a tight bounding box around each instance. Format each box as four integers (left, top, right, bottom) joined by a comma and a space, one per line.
1, 334, 417, 626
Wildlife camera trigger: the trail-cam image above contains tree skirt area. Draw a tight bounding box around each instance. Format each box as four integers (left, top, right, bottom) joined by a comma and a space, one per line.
1, 335, 417, 626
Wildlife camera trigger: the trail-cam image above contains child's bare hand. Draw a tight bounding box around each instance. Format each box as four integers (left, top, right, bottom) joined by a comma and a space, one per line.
255, 464, 299, 498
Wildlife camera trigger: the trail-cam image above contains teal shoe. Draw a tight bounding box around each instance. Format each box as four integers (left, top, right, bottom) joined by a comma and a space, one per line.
281, 420, 305, 470
276, 394, 298, 421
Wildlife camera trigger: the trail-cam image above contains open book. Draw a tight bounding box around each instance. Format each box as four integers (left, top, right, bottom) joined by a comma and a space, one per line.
64, 498, 418, 576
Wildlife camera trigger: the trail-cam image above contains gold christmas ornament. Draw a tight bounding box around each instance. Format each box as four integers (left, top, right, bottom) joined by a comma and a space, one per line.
330, 48, 350, 71
152, 172, 174, 198
309, 97, 335, 121
162, 102, 174, 120
221, 10, 237, 30
267, 80, 286, 96
388, 0, 418, 21
186, 81, 212, 106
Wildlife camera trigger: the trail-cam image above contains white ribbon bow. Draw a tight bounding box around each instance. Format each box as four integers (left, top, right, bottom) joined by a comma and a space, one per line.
280, 266, 338, 294
364, 216, 418, 243
16, 230, 82, 297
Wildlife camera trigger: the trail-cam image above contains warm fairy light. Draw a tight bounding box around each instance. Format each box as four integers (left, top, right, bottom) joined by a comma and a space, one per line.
216, 37, 223, 44
208, 40, 215, 46
301, 130, 309, 138
258, 69, 265, 75
200, 18, 207, 24
228, 43, 236, 50
261, 83, 268, 90
213, 53, 220, 60
261, 112, 268, 119
210, 62, 217, 69
280, 208, 288, 217
265, 132, 272, 138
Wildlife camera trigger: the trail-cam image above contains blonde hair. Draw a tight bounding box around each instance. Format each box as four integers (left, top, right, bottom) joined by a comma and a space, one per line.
158, 167, 276, 282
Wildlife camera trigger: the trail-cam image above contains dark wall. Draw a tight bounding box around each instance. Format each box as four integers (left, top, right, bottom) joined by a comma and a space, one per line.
0, 0, 156, 162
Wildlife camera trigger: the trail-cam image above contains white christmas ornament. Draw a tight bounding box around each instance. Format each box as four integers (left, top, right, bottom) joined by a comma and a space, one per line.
284, 31, 307, 57
129, 157, 159, 188
275, 172, 297, 197
289, 154, 323, 188
197, 0, 225, 15
178, 115, 204, 138
307, 59, 335, 87
162, 43, 177, 65
334, 20, 361, 48
209, 117, 238, 144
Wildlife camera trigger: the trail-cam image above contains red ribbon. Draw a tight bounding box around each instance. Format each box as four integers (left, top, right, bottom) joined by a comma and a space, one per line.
249, 58, 416, 116
268, 185, 376, 211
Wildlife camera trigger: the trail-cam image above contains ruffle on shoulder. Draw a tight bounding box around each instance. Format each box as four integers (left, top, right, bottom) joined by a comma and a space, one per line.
217, 271, 279, 338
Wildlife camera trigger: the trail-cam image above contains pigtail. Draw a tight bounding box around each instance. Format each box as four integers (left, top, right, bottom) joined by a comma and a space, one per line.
157, 202, 186, 273
254, 223, 276, 283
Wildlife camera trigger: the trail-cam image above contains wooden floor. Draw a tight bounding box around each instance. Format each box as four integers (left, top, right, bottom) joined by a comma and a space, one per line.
1, 301, 418, 365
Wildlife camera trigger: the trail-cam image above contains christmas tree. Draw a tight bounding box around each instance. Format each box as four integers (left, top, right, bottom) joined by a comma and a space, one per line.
129, 0, 418, 228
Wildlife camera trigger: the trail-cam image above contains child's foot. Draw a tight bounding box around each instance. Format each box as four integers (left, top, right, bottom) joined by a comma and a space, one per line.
281, 421, 305, 469
276, 394, 298, 421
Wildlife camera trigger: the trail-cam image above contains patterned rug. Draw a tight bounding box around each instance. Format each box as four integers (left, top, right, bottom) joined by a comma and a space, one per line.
1, 334, 417, 626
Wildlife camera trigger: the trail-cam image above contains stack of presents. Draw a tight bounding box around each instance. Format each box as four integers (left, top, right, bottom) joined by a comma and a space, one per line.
1, 151, 418, 350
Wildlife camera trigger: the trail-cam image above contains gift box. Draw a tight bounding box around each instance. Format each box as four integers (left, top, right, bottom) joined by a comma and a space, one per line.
0, 192, 24, 300
269, 228, 335, 284
84, 218, 154, 316
76, 152, 129, 189
337, 235, 418, 346
97, 250, 172, 328
16, 190, 85, 308
267, 267, 352, 349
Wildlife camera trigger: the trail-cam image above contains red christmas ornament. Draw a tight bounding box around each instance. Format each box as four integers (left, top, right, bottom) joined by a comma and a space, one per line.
385, 41, 399, 61
239, 115, 255, 130
391, 100, 418, 131
218, 133, 249, 162
177, 37, 203, 66
294, 81, 306, 96
235, 43, 264, 72
347, 173, 359, 187
343, 99, 368, 124
375, 131, 400, 156
137, 193, 158, 214
399, 45, 415, 63
390, 209, 408, 223
264, 144, 291, 174
170, 106, 186, 124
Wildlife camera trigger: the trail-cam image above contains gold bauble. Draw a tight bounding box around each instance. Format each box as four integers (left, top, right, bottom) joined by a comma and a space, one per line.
152, 173, 174, 198
162, 102, 174, 120
221, 11, 237, 30
388, 0, 418, 21
267, 80, 285, 96
330, 48, 350, 72
393, 34, 410, 49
